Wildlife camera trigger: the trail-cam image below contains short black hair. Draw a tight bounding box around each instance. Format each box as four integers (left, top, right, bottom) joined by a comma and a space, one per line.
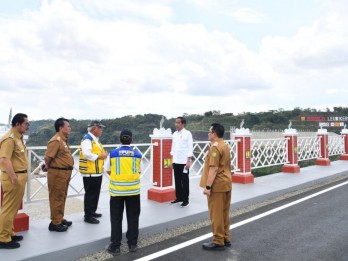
211, 123, 225, 138
120, 128, 133, 145
11, 113, 28, 127
54, 118, 69, 132
176, 116, 186, 125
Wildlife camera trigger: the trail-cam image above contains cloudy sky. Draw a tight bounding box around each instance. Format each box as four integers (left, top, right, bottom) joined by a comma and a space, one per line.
0, 0, 347, 122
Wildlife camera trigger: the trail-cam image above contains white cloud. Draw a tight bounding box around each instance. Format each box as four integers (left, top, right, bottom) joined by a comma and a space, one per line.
70, 0, 174, 22
0, 0, 348, 122
227, 7, 266, 24
0, 0, 273, 121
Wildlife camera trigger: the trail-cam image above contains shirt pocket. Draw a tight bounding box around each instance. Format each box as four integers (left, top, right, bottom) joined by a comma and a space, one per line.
14, 142, 25, 157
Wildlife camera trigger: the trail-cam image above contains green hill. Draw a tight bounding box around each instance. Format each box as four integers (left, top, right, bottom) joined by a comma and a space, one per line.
26, 107, 348, 146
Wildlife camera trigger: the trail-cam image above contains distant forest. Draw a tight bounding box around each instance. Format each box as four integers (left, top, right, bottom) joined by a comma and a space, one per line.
26, 106, 348, 146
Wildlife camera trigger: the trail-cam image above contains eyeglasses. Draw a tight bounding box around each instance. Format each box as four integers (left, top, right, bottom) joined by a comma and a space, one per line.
208, 131, 215, 134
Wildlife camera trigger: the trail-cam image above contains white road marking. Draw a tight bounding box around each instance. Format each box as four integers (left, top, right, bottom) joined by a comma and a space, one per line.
134, 180, 348, 261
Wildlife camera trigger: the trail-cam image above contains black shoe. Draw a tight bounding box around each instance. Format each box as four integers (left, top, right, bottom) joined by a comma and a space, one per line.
0, 241, 20, 249
170, 199, 182, 204
180, 202, 190, 208
202, 242, 225, 251
48, 222, 68, 232
92, 212, 102, 218
11, 235, 24, 242
62, 219, 72, 227
84, 217, 100, 224
107, 244, 120, 256
224, 240, 231, 247
129, 244, 138, 252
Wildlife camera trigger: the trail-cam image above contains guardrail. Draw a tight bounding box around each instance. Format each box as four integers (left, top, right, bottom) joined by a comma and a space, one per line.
251, 138, 287, 169
328, 136, 345, 156
24, 134, 345, 202
298, 137, 321, 161
26, 143, 155, 203
25, 140, 239, 203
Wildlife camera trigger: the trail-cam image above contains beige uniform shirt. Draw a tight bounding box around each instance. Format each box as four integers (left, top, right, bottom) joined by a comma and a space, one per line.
200, 138, 232, 192
45, 133, 74, 168
0, 129, 28, 172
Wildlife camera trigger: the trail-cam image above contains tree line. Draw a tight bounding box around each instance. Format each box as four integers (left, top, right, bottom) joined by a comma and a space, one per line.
26, 107, 348, 146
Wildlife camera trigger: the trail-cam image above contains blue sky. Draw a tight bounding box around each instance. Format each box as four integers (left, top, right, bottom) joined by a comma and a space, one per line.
0, 0, 347, 121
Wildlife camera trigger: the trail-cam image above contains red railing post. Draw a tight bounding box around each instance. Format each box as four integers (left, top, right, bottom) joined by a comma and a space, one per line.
232, 128, 254, 184
315, 129, 330, 166
147, 128, 176, 203
340, 128, 348, 160
282, 129, 300, 173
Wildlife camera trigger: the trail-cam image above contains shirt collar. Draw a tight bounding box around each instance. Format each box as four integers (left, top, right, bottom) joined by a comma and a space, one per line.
210, 138, 223, 145
58, 132, 68, 142
11, 129, 23, 139
88, 132, 98, 141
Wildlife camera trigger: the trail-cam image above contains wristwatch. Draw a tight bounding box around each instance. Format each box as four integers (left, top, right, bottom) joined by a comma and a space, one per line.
206, 185, 211, 190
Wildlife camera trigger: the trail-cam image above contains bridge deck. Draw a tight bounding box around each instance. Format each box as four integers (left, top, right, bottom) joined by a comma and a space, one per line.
1, 161, 348, 261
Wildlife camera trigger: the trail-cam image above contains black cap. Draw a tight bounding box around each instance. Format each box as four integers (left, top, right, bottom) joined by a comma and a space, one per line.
120, 128, 132, 139
88, 120, 106, 128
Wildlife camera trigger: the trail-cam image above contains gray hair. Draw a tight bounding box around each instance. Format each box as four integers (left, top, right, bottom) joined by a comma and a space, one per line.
87, 126, 97, 132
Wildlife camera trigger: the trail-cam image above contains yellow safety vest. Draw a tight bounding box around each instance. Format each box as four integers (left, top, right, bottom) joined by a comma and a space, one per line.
79, 134, 105, 175
109, 146, 141, 196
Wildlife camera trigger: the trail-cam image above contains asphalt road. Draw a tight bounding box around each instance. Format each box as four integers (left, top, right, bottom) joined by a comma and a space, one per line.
108, 179, 348, 261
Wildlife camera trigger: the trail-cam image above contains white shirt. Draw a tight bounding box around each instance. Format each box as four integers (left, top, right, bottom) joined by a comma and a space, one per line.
81, 132, 104, 177
170, 128, 193, 164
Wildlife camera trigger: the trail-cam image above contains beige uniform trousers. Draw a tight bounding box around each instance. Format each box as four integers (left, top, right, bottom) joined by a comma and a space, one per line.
208, 190, 232, 245
47, 169, 71, 225
0, 173, 28, 242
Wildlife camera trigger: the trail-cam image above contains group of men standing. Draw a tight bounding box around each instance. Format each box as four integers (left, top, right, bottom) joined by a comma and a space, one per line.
0, 115, 141, 254
0, 114, 233, 254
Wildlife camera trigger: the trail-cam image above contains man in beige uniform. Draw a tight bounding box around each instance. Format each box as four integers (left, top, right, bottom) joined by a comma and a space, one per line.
44, 118, 74, 232
0, 113, 29, 249
200, 123, 232, 251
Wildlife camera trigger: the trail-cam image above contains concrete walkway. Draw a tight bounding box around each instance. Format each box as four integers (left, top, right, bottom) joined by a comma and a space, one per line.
1, 161, 348, 261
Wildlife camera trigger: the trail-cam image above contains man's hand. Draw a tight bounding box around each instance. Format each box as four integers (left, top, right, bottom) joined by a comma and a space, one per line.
42, 163, 48, 172
203, 188, 211, 196
186, 159, 191, 171
98, 152, 108, 160
0, 157, 19, 185
10, 174, 19, 185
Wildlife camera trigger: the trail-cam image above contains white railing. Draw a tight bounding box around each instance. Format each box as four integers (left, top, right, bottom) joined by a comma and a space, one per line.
251, 138, 287, 169
228, 140, 239, 172
189, 140, 239, 178
328, 136, 345, 156
24, 134, 346, 202
298, 137, 321, 161
26, 143, 155, 203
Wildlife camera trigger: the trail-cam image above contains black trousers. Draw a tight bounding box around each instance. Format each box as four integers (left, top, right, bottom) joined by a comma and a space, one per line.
173, 163, 189, 203
83, 176, 102, 218
110, 195, 141, 247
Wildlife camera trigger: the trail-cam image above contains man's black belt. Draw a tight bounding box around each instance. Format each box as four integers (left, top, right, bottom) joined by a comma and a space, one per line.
49, 166, 74, 171
15, 170, 27, 173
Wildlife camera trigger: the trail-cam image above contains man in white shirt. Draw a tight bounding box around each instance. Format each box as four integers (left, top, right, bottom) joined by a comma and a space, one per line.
79, 121, 108, 224
170, 117, 193, 207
